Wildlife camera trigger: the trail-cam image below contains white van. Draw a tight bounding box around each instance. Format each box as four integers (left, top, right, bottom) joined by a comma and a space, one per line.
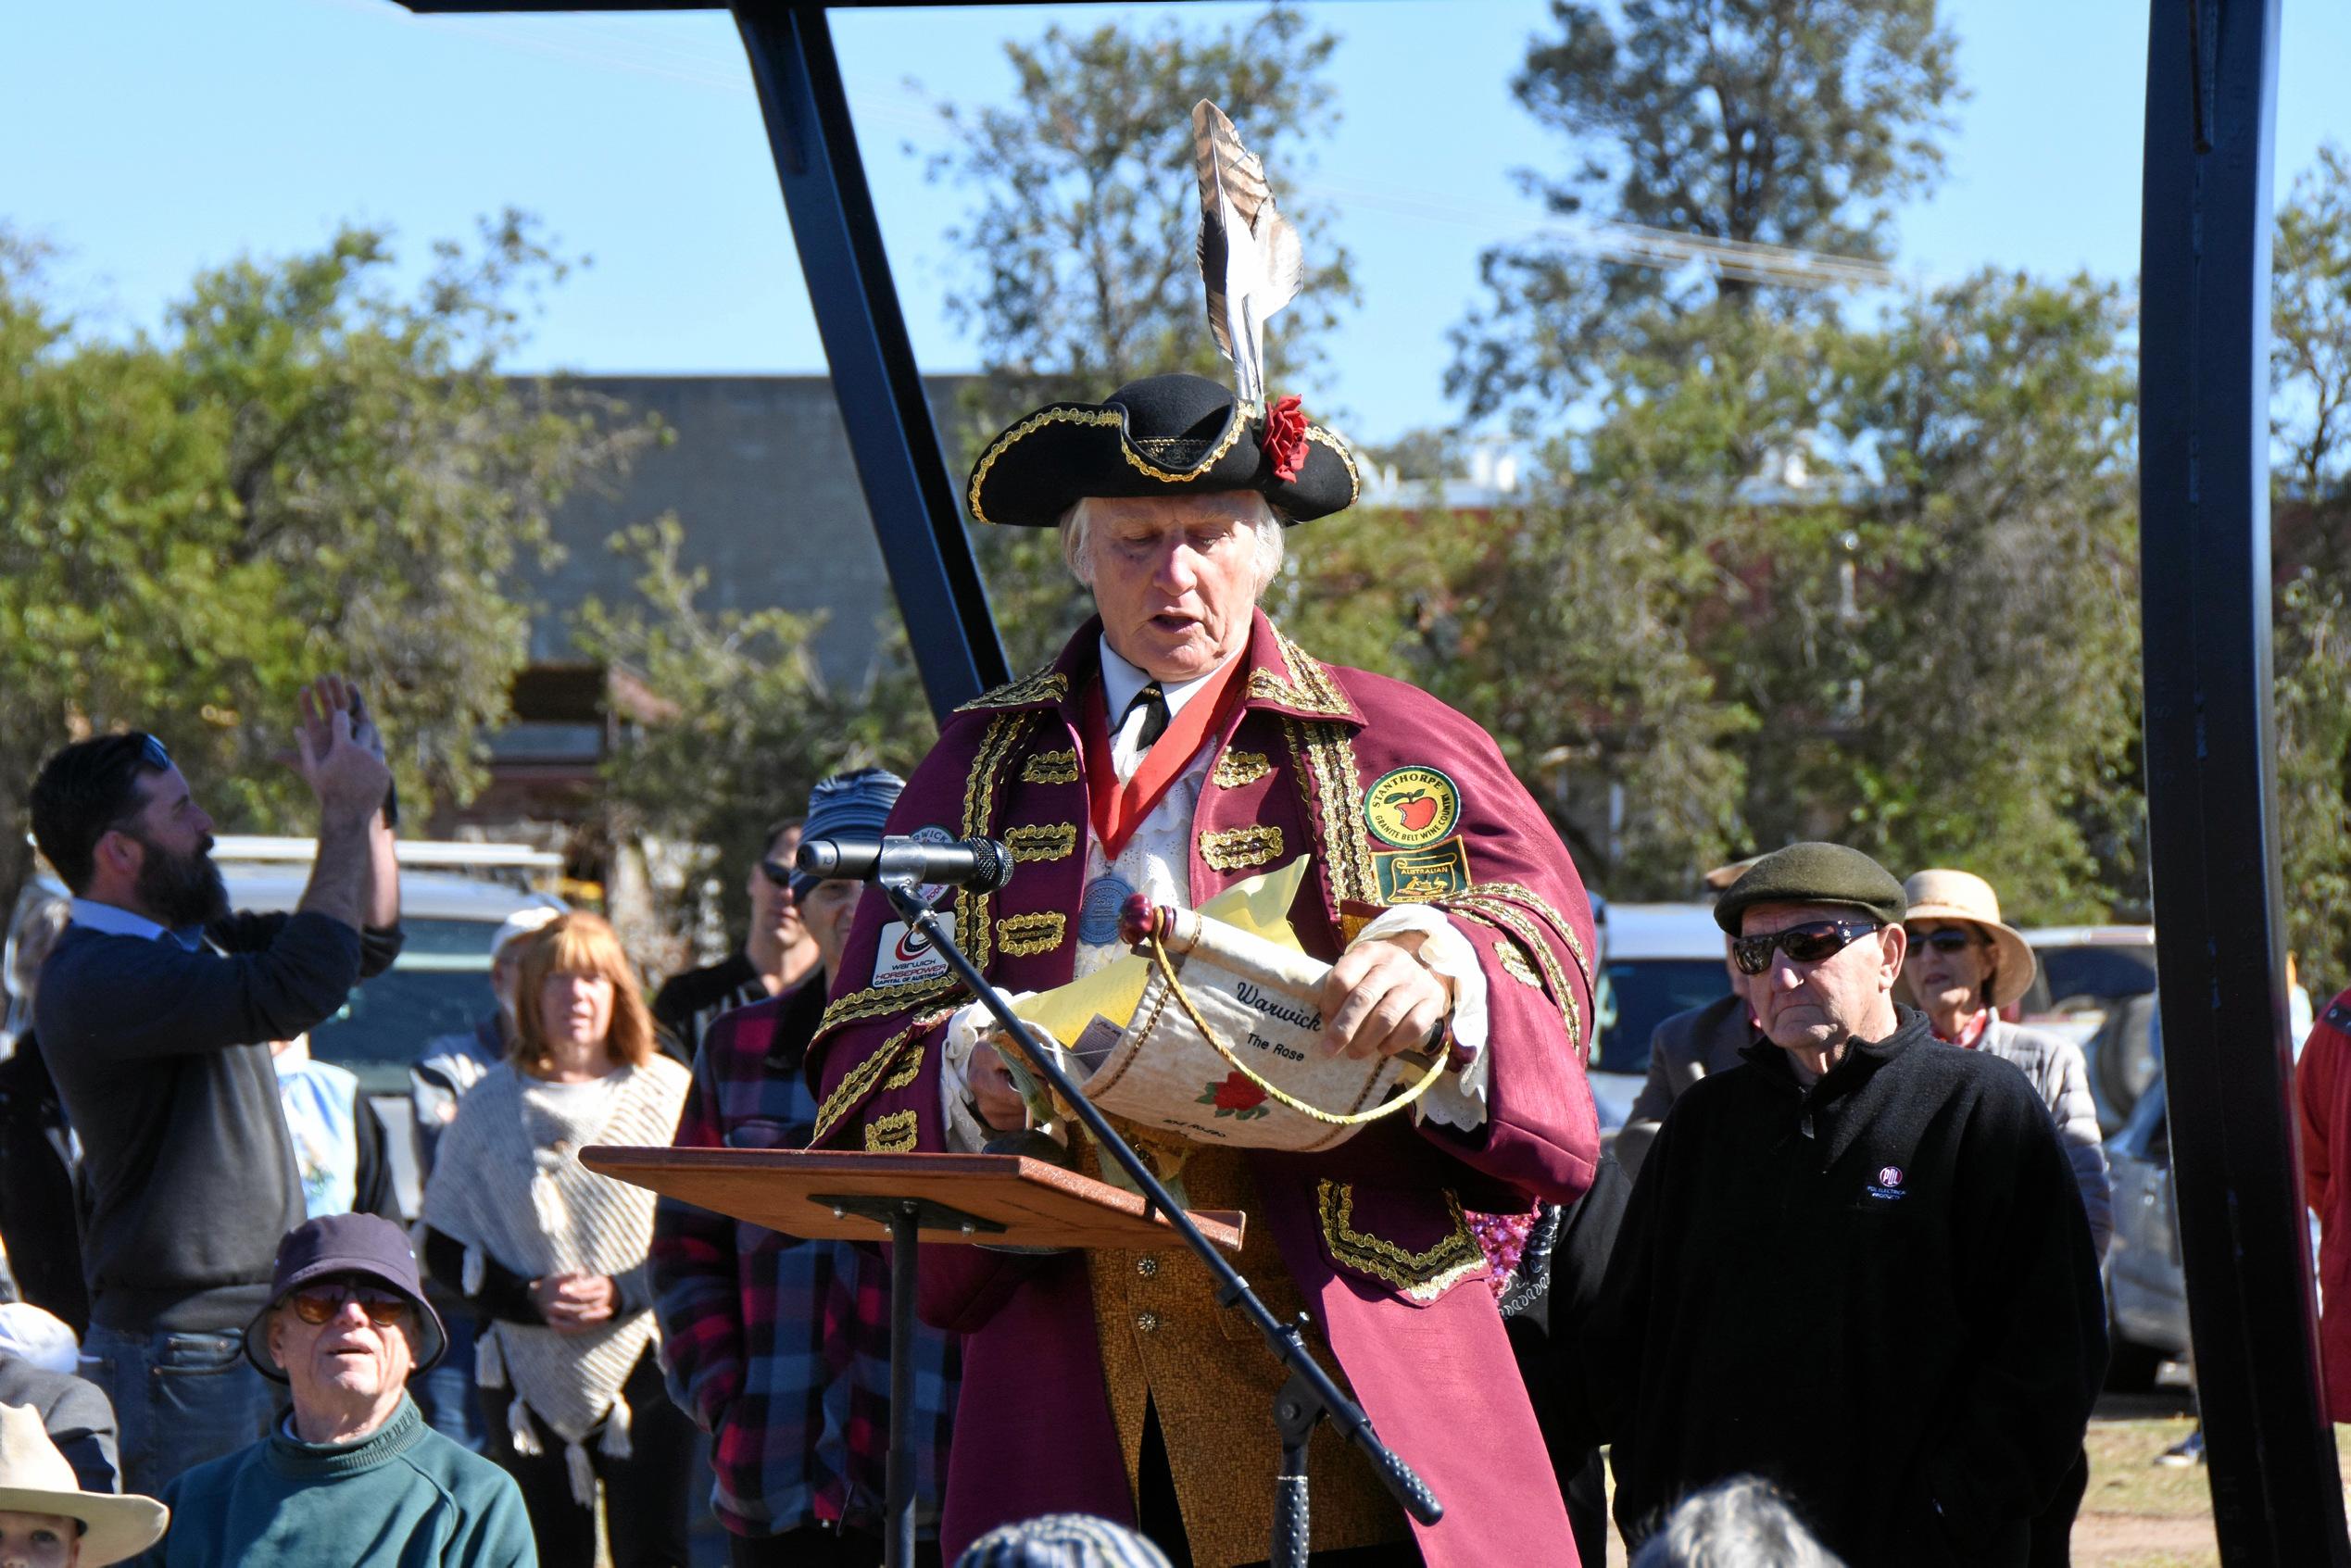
1588, 901, 1736, 1132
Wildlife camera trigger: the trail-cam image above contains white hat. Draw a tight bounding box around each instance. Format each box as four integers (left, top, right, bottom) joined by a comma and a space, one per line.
0, 1307, 78, 1378
490, 906, 560, 961
0, 1403, 167, 1565
1902, 869, 2038, 1010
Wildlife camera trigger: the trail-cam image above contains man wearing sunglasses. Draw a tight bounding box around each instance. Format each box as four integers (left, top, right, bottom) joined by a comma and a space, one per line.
134, 1213, 533, 1567
26, 677, 405, 1497
651, 818, 819, 1063
1585, 842, 2106, 1568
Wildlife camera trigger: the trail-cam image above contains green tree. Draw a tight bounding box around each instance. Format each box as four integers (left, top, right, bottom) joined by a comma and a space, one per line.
1451, 0, 1961, 419
0, 217, 638, 906
574, 520, 937, 955
920, 5, 1356, 667
2270, 146, 2351, 987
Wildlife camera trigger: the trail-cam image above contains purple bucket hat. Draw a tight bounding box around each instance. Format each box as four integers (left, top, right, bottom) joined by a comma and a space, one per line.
243, 1213, 447, 1381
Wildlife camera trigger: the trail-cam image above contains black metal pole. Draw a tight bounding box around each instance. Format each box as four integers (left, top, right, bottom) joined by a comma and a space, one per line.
2139, 2, 2348, 1562
885, 1199, 920, 1568
879, 882, 1444, 1545
731, 4, 1010, 721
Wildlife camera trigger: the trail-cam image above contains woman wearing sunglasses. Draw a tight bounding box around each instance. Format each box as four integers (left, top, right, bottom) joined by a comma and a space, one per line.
420, 913, 696, 1568
1901, 868, 2110, 1568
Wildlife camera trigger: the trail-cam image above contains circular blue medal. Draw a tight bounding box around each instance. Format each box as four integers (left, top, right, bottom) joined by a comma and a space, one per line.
1076, 873, 1136, 947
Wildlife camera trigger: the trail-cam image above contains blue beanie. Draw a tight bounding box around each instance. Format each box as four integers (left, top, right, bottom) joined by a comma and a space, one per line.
792, 765, 907, 898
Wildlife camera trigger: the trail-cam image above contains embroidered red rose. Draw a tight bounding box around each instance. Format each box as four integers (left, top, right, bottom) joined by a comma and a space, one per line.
1210, 1071, 1267, 1112
1261, 394, 1308, 483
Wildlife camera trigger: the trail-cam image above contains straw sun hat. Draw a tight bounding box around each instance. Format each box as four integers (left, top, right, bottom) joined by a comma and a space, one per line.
1901, 869, 2038, 1010
0, 1402, 167, 1564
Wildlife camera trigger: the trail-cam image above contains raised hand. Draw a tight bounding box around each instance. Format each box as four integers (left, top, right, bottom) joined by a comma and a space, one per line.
294, 674, 394, 821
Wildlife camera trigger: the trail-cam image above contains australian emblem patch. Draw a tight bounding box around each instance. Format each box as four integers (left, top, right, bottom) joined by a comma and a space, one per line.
1374, 837, 1473, 903
1363, 765, 1462, 849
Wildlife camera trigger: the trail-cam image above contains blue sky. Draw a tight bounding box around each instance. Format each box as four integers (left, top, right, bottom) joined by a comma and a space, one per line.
6, 1, 2347, 445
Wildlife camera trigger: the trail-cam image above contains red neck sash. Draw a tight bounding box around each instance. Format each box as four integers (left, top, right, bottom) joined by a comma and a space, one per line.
1081, 655, 1246, 860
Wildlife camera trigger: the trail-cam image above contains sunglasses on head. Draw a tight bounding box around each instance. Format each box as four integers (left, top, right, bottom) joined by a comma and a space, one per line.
1912, 929, 1986, 955
135, 733, 170, 771
1731, 918, 1884, 976
288, 1281, 409, 1327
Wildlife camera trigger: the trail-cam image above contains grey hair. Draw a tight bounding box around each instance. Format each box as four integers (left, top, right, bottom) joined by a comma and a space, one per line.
1059, 495, 1287, 596
1630, 1478, 1844, 1568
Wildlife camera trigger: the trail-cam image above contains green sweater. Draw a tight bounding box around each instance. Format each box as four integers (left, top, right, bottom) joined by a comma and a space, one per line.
136, 1395, 535, 1568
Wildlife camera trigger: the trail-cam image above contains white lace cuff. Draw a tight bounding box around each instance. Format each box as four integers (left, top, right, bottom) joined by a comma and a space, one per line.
1352, 906, 1490, 1131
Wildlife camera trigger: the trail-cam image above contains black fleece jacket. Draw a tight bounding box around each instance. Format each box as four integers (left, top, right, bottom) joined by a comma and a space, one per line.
1584, 1007, 2106, 1568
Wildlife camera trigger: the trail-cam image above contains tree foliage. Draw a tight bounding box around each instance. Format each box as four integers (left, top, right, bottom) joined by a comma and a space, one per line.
1452, 0, 1961, 420
0, 216, 639, 905
921, 4, 1355, 668
574, 519, 937, 952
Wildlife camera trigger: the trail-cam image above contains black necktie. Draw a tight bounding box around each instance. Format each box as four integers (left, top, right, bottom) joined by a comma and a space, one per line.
1121, 683, 1171, 750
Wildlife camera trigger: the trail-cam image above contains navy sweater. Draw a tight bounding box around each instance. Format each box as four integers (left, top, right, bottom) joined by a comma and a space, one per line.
35, 910, 401, 1331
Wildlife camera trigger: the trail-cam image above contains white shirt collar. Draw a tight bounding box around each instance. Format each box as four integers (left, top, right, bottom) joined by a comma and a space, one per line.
1098, 636, 1235, 727
69, 897, 203, 951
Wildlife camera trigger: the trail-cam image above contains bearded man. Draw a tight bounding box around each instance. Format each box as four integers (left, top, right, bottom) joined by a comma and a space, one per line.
805, 371, 1600, 1567
27, 677, 404, 1495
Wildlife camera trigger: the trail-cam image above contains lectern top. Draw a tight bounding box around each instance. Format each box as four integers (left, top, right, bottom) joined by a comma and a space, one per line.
580, 1146, 1245, 1253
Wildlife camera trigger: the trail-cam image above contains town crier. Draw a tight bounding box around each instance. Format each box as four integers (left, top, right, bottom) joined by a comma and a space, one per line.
805, 102, 1599, 1568
804, 368, 1600, 1567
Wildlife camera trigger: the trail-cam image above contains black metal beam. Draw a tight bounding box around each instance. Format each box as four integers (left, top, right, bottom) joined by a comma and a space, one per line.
730, 4, 1009, 720
2140, 2, 2345, 1562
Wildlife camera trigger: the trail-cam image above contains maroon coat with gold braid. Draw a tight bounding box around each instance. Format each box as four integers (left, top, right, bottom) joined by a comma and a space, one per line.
806, 609, 1600, 1566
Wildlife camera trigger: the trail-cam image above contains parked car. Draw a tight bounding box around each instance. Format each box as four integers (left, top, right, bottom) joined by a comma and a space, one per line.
2104, 1071, 2188, 1389
1588, 901, 1735, 1133
3, 835, 566, 1217
2018, 925, 2159, 1134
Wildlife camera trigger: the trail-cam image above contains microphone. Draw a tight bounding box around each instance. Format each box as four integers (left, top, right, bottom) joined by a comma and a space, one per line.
796, 834, 1017, 893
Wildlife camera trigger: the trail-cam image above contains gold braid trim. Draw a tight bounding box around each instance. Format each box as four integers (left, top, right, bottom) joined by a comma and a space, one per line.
812, 1010, 946, 1146
1280, 717, 1381, 915
1004, 822, 1078, 862
995, 910, 1067, 957
1315, 1181, 1485, 1304
816, 977, 958, 1041
957, 665, 1069, 713
1443, 883, 1594, 992
1022, 748, 1080, 784
1442, 901, 1584, 1059
1248, 626, 1356, 719
1210, 748, 1273, 788
1306, 425, 1361, 505
1495, 938, 1543, 989
965, 405, 1251, 524
1198, 823, 1285, 872
955, 713, 1033, 972
881, 1037, 929, 1092
863, 1109, 920, 1154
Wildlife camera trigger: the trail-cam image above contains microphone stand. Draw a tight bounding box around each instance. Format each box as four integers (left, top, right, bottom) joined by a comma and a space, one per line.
875, 878, 1443, 1568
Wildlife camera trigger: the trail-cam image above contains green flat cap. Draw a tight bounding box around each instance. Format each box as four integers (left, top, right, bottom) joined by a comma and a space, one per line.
1713, 842, 1907, 934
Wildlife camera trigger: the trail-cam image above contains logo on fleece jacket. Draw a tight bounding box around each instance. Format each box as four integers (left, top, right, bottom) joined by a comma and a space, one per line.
1862, 1165, 1908, 1203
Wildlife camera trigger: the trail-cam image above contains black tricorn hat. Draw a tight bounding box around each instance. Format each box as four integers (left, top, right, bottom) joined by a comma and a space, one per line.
965, 372, 1359, 528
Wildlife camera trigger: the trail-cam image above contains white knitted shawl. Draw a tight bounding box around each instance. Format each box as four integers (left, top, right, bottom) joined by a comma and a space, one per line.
421, 1055, 689, 1502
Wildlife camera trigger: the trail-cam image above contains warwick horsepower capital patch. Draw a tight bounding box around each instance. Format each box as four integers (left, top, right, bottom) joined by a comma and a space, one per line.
1364, 765, 1463, 849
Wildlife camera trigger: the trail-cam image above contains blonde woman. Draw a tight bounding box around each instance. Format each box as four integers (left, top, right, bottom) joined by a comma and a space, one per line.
421, 913, 694, 1568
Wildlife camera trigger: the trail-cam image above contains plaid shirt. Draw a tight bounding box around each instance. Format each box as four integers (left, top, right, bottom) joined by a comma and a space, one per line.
651, 980, 960, 1538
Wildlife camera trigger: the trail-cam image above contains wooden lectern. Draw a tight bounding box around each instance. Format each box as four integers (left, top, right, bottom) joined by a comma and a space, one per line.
581, 1146, 1245, 1568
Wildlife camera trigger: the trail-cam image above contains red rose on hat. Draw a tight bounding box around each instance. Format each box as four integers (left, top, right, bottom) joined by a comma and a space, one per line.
1262, 394, 1308, 483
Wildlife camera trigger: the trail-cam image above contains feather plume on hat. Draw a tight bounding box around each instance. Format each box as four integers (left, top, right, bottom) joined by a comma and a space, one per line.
1192, 99, 1304, 408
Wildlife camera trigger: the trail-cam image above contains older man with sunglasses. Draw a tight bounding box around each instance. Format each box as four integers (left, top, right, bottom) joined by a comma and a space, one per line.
1584, 843, 2106, 1568
132, 1215, 534, 1568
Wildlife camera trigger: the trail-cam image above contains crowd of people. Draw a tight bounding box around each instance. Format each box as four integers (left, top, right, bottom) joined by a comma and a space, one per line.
0, 320, 2304, 1568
